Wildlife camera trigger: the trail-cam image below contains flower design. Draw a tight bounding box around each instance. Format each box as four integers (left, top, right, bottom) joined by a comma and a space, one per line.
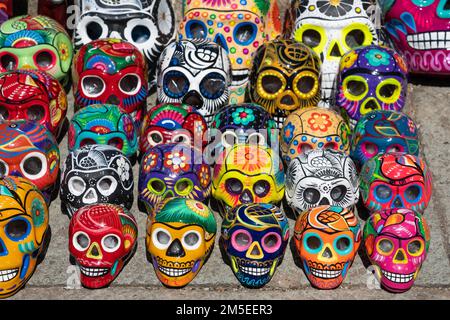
199, 165, 211, 187
116, 157, 130, 181
232, 107, 255, 126
317, 0, 355, 17
394, 53, 408, 73
31, 198, 46, 227
59, 42, 69, 61
283, 122, 295, 143
143, 152, 158, 172
187, 200, 210, 218
164, 151, 190, 173
365, 49, 392, 67
202, 0, 231, 7
308, 113, 332, 132
340, 50, 358, 70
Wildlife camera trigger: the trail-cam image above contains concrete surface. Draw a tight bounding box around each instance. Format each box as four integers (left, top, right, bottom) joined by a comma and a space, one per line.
7, 1, 450, 300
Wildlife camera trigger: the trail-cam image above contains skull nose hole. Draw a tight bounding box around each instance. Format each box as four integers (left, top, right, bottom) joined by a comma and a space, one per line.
322, 247, 333, 258
91, 245, 100, 257
166, 239, 186, 258
0, 239, 6, 256
214, 34, 229, 52
330, 43, 342, 57
280, 95, 295, 106
393, 196, 404, 208
239, 189, 253, 203
364, 99, 380, 111
106, 95, 120, 105
182, 91, 204, 108
319, 198, 330, 205
251, 243, 261, 256
395, 249, 406, 261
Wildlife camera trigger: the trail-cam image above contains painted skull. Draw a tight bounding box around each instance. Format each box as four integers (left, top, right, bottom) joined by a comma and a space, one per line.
0, 176, 49, 299
68, 104, 138, 159
285, 0, 379, 106
360, 152, 433, 214
0, 69, 68, 138
72, 39, 149, 125
381, 0, 450, 75
60, 145, 134, 218
285, 149, 360, 217
221, 203, 289, 288
157, 38, 232, 124
281, 107, 351, 165
248, 39, 322, 127
0, 15, 73, 87
138, 143, 211, 214
146, 198, 217, 288
363, 208, 430, 293
180, 0, 282, 104
336, 45, 409, 127
0, 120, 60, 202
294, 205, 361, 289
74, 0, 175, 85
139, 103, 208, 155
351, 110, 420, 168
212, 144, 285, 214
69, 204, 138, 289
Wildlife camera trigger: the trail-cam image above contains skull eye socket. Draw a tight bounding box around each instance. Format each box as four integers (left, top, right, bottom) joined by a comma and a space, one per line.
234, 22, 257, 46
362, 142, 379, 158
0, 53, 17, 71
148, 178, 166, 195
253, 180, 270, 198
299, 143, 313, 154
199, 73, 226, 100
182, 230, 201, 250
262, 232, 282, 253
303, 188, 321, 204
27, 105, 46, 121
0, 159, 9, 177
73, 231, 90, 251
82, 76, 106, 98
175, 178, 193, 196
0, 105, 9, 120
331, 185, 347, 202
377, 239, 394, 255
97, 176, 118, 197
302, 29, 322, 48
131, 25, 151, 44
386, 144, 404, 153
345, 30, 366, 48
231, 230, 252, 252
20, 153, 46, 180
148, 131, 164, 146
261, 74, 284, 95
376, 80, 402, 103
5, 218, 31, 241
374, 185, 393, 202
101, 234, 121, 253
108, 138, 124, 150
68, 176, 86, 197
119, 74, 141, 95
304, 233, 323, 254
163, 71, 189, 99
346, 79, 367, 98
172, 133, 190, 144
297, 75, 316, 95
34, 50, 55, 70
379, 84, 398, 98
80, 138, 97, 148
86, 21, 104, 40
225, 178, 243, 195
186, 20, 207, 39
152, 227, 172, 250
324, 142, 338, 150
404, 185, 422, 203
334, 235, 353, 255
407, 239, 424, 256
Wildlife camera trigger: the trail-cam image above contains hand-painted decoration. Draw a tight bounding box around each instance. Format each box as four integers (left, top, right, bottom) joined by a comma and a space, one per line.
38, 0, 68, 30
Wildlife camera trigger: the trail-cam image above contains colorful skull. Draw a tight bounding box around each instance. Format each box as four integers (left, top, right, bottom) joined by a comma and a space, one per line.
0, 120, 60, 202
146, 198, 217, 288
248, 39, 322, 127
180, 0, 282, 104
363, 208, 430, 293
68, 104, 138, 159
281, 107, 351, 165
212, 144, 285, 214
381, 0, 450, 75
360, 153, 432, 213
60, 145, 134, 218
0, 69, 68, 138
294, 205, 361, 289
157, 38, 231, 124
138, 143, 211, 214
0, 15, 73, 87
69, 204, 138, 289
285, 0, 379, 106
74, 0, 175, 85
139, 103, 208, 155
336, 45, 409, 126
72, 38, 149, 125
221, 203, 289, 288
285, 149, 360, 216
351, 110, 420, 168
0, 176, 49, 298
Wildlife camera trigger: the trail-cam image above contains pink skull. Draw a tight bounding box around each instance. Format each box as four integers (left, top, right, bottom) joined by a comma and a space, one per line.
382, 0, 450, 75
363, 208, 430, 293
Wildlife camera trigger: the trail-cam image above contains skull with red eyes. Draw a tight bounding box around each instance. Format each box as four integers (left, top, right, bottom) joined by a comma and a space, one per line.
360, 153, 432, 214
69, 203, 138, 289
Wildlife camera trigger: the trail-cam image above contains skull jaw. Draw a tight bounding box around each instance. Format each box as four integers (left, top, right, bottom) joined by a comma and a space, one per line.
374, 264, 420, 293
151, 255, 201, 288
303, 260, 349, 290
0, 258, 38, 298
78, 260, 121, 289
230, 256, 278, 289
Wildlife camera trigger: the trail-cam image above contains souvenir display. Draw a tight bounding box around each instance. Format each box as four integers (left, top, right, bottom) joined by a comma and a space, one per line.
360, 153, 432, 214
68, 104, 138, 159
180, 0, 282, 104
138, 143, 211, 214
247, 39, 322, 127
281, 107, 351, 165
285, 149, 359, 217
336, 45, 409, 126
0, 15, 73, 87
351, 110, 420, 168
60, 145, 134, 218
146, 198, 217, 288
364, 208, 430, 293
74, 0, 176, 85
140, 103, 208, 155
221, 203, 289, 288
0, 120, 60, 202
0, 176, 49, 299
0, 69, 68, 139
294, 205, 361, 289
157, 38, 232, 124
381, 0, 450, 75
72, 39, 149, 125
69, 203, 138, 289
285, 0, 379, 106
38, 0, 68, 30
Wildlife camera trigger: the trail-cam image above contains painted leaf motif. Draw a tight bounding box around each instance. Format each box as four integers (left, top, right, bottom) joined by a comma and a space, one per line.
255, 0, 271, 15
375, 125, 399, 136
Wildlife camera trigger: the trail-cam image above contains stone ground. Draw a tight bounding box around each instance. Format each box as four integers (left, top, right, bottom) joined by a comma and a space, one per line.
9, 1, 449, 300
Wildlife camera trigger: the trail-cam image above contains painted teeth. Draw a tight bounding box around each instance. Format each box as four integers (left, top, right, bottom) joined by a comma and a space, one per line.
238, 265, 270, 276
79, 266, 109, 277
158, 266, 191, 277
407, 31, 450, 50
197, 49, 217, 61
231, 70, 249, 87
382, 270, 414, 283
310, 268, 342, 279
0, 269, 19, 282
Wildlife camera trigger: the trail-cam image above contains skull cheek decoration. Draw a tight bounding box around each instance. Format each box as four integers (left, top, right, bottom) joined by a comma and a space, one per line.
60, 145, 134, 218
285, 149, 360, 216
294, 205, 361, 289
221, 203, 289, 288
0, 177, 49, 299
351, 110, 420, 168
248, 39, 322, 127
360, 153, 433, 214
180, 0, 282, 104
364, 208, 430, 293
157, 39, 231, 124
69, 204, 138, 289
336, 45, 409, 126
281, 107, 351, 165
146, 198, 217, 288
